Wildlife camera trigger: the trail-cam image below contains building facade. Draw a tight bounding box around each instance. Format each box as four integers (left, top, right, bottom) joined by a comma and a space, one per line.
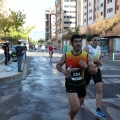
45, 7, 56, 42
80, 0, 120, 53
55, 0, 76, 48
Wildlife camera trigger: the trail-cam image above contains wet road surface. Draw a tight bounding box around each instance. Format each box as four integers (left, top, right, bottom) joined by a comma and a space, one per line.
0, 50, 120, 120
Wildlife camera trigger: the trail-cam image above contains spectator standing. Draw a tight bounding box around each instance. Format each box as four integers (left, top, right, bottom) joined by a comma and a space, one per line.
23, 43, 27, 59
2, 41, 10, 66
15, 41, 24, 72
41, 45, 45, 53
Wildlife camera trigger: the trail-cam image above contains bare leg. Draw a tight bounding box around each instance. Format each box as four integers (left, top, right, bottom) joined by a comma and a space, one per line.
67, 93, 80, 120
95, 82, 102, 108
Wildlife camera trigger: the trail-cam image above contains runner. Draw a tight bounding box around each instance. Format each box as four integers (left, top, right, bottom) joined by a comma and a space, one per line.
48, 44, 54, 61
83, 34, 106, 117
56, 34, 97, 120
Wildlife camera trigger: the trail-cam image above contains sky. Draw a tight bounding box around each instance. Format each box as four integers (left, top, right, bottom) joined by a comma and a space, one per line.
7, 0, 55, 40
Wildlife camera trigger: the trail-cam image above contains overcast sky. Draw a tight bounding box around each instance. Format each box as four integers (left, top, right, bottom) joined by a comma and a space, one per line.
7, 0, 55, 40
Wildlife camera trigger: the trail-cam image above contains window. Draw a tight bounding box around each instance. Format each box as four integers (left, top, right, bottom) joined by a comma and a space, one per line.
107, 0, 112, 3
85, 6, 86, 9
64, 27, 69, 29
101, 12, 103, 15
84, 19, 86, 22
101, 3, 103, 7
64, 0, 69, 2
89, 9, 92, 13
64, 22, 70, 24
64, 11, 69, 13
64, 5, 69, 8
89, 2, 92, 6
70, 0, 75, 2
107, 8, 113, 13
84, 12, 86, 15
70, 11, 76, 13
70, 6, 76, 8
89, 17, 92, 20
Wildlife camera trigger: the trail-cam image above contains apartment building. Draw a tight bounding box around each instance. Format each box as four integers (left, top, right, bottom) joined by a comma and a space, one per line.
55, 0, 76, 48
80, 0, 120, 53
45, 7, 56, 42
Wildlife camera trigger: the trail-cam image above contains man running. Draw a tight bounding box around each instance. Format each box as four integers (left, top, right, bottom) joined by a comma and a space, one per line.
83, 34, 106, 117
56, 34, 97, 120
48, 44, 54, 60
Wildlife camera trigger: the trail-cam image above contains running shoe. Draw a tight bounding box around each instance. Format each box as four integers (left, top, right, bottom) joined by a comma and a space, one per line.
96, 110, 106, 117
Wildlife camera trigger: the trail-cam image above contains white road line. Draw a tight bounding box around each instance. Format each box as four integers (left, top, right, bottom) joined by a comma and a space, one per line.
116, 94, 120, 98
103, 75, 120, 77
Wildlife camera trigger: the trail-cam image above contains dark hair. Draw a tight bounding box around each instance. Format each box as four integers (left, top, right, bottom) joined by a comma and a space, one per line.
92, 34, 100, 39
71, 34, 82, 43
18, 41, 21, 45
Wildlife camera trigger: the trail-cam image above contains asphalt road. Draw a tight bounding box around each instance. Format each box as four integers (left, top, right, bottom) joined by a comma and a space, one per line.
0, 49, 120, 120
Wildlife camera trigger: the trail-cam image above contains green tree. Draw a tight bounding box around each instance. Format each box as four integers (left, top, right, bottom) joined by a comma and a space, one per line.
86, 34, 92, 42
62, 27, 80, 41
73, 27, 80, 34
0, 9, 26, 41
95, 12, 120, 36
8, 25, 35, 42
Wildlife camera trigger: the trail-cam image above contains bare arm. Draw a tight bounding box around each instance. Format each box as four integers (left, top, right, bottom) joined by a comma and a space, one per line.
79, 54, 97, 74
87, 55, 97, 74
83, 46, 89, 53
56, 54, 71, 77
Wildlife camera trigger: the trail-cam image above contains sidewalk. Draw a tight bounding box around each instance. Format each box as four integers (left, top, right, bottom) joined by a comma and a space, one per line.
0, 50, 26, 82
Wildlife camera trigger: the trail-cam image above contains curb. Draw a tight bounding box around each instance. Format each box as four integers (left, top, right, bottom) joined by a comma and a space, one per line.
0, 58, 5, 64
0, 63, 27, 83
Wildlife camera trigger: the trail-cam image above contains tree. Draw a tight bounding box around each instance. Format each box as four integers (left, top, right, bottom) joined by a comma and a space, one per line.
73, 27, 80, 34
95, 12, 120, 36
94, 13, 103, 35
8, 25, 35, 42
104, 13, 120, 36
0, 9, 26, 41
62, 27, 80, 40
86, 34, 92, 42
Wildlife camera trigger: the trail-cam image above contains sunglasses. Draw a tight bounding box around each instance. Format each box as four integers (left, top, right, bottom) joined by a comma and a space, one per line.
93, 39, 100, 41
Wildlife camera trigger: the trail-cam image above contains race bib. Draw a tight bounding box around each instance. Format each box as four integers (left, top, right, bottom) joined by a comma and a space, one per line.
71, 69, 83, 81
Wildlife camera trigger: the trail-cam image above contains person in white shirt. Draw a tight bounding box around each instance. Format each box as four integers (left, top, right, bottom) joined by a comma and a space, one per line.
41, 45, 45, 53
83, 34, 106, 117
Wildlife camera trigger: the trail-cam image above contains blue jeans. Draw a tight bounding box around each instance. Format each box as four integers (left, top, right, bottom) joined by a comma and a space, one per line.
17, 56, 23, 71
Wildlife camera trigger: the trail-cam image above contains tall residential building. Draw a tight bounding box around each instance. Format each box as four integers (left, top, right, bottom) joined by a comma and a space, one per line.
55, 0, 76, 47
80, 0, 120, 52
45, 7, 56, 41
82, 0, 119, 26
76, 0, 83, 27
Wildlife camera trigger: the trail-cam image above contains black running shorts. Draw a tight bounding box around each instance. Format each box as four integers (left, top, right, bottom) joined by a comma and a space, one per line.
65, 84, 86, 97
84, 68, 102, 85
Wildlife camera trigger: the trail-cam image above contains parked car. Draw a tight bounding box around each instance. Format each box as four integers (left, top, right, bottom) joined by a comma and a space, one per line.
53, 46, 57, 49
9, 45, 17, 54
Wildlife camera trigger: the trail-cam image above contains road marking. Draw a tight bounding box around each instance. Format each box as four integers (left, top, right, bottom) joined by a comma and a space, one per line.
116, 94, 120, 98
103, 75, 120, 77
